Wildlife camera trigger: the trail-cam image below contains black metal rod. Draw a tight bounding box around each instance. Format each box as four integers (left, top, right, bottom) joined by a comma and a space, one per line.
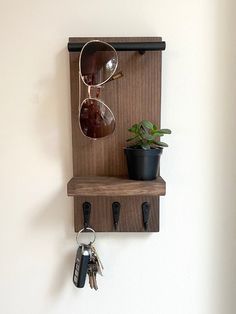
68, 41, 166, 52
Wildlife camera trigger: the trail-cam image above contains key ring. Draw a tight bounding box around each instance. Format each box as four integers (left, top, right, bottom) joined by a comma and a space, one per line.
76, 227, 96, 245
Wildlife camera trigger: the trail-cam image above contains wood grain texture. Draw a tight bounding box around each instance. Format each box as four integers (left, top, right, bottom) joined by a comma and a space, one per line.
69, 37, 162, 177
68, 176, 166, 197
68, 37, 164, 232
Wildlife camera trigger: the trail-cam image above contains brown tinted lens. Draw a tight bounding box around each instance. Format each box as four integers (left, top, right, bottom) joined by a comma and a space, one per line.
79, 99, 115, 139
80, 41, 118, 86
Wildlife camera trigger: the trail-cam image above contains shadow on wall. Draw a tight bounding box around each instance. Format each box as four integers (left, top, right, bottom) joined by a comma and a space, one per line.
214, 1, 236, 313
34, 47, 72, 169
33, 46, 73, 232
32, 189, 75, 297
30, 47, 75, 297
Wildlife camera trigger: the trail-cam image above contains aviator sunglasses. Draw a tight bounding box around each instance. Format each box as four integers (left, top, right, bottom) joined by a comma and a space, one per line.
78, 40, 120, 139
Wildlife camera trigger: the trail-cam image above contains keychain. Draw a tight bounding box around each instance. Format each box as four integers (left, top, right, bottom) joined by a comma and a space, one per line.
73, 227, 103, 290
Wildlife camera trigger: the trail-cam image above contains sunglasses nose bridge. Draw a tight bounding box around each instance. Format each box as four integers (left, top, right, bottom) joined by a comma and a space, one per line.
87, 85, 103, 99
88, 85, 91, 98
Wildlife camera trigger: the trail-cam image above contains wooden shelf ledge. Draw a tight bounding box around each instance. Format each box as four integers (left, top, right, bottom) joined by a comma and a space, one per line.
67, 176, 166, 197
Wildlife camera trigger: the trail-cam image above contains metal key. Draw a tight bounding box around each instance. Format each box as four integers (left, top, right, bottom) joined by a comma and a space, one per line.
86, 243, 96, 289
87, 244, 101, 290
87, 263, 94, 289
87, 261, 98, 289
92, 264, 98, 290
91, 245, 104, 276
88, 259, 98, 290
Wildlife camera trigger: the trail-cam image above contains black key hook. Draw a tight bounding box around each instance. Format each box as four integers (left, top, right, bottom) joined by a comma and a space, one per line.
82, 202, 91, 228
112, 202, 121, 230
142, 202, 150, 231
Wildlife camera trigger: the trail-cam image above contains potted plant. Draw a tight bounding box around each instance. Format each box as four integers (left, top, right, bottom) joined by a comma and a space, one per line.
124, 120, 171, 180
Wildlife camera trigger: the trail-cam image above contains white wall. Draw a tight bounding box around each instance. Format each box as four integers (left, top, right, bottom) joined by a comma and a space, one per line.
0, 0, 235, 313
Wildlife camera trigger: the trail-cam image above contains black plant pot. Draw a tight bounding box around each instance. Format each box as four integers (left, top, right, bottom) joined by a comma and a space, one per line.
124, 147, 163, 180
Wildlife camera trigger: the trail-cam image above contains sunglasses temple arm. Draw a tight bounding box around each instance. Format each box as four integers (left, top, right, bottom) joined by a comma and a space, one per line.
107, 71, 124, 82
86, 71, 123, 97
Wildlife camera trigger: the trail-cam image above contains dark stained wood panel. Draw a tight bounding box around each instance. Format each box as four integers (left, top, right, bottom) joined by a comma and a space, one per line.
68, 176, 166, 197
74, 196, 160, 232
69, 37, 162, 177
68, 37, 165, 232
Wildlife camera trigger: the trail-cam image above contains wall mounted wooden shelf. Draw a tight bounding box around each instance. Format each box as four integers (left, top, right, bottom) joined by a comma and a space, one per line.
67, 176, 166, 197
67, 36, 166, 232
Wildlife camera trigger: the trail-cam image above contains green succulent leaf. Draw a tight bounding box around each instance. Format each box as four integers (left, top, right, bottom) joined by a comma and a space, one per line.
141, 143, 150, 150
142, 134, 155, 141
129, 124, 140, 133
156, 141, 169, 147
152, 131, 164, 137
159, 128, 172, 134
141, 120, 153, 129
126, 136, 138, 142
126, 120, 171, 149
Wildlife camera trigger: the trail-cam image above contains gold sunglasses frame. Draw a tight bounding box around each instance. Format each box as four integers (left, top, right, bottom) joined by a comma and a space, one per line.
78, 40, 119, 140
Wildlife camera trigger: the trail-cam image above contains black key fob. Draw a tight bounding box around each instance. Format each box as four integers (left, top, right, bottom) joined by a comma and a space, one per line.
73, 245, 90, 288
